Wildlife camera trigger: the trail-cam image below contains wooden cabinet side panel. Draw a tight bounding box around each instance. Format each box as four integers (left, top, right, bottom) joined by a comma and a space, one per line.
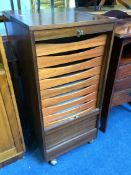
0, 72, 24, 152
0, 91, 15, 153
5, 20, 46, 158
0, 36, 25, 153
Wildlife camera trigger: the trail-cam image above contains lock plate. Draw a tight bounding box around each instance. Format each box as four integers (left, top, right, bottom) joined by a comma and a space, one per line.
76, 29, 84, 37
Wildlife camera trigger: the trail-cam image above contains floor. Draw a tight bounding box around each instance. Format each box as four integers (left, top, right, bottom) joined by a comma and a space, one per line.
1, 103, 131, 175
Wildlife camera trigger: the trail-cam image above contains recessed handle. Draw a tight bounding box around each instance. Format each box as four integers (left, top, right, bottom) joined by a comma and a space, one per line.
76, 29, 84, 37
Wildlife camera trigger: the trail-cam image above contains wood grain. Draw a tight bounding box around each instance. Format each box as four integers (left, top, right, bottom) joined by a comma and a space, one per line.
112, 88, 131, 106
43, 92, 97, 116
36, 34, 107, 56
40, 75, 99, 99
44, 100, 96, 125
37, 46, 104, 68
0, 36, 25, 166
117, 64, 131, 79
34, 24, 113, 41
39, 56, 102, 80
40, 66, 101, 90
42, 84, 98, 107
45, 107, 96, 127
0, 89, 15, 153
114, 76, 131, 92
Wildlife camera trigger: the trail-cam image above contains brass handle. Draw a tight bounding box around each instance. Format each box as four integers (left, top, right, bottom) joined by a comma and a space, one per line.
76, 29, 84, 37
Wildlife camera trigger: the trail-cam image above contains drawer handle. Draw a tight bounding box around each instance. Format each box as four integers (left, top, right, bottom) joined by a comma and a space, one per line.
69, 115, 80, 121
76, 29, 84, 37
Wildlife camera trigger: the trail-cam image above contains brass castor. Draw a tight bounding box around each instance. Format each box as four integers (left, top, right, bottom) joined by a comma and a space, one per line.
49, 159, 58, 166
88, 140, 94, 144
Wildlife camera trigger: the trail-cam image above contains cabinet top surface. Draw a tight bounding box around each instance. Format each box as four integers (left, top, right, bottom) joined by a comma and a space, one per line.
4, 8, 115, 30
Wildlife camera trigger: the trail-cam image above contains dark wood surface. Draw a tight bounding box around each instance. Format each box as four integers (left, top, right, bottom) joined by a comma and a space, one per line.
4, 8, 115, 30
112, 88, 131, 106
100, 26, 131, 132
4, 9, 115, 161
45, 110, 99, 160
114, 76, 131, 92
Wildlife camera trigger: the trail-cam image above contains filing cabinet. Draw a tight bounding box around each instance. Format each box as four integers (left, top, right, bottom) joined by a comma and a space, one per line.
4, 8, 115, 163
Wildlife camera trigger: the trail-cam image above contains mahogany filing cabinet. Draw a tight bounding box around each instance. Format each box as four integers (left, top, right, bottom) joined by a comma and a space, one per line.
4, 8, 115, 164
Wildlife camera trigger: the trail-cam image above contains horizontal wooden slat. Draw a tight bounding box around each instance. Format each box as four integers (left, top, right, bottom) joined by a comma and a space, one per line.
43, 92, 97, 116
44, 100, 96, 124
40, 66, 101, 90
117, 64, 131, 80
37, 46, 105, 68
45, 107, 96, 127
36, 34, 107, 56
39, 56, 102, 80
41, 75, 99, 99
42, 84, 98, 107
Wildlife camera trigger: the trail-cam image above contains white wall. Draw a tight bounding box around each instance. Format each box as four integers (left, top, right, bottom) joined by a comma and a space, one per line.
0, 0, 32, 35
0, 0, 11, 11
69, 0, 75, 7
13, 0, 31, 11
0, 0, 12, 35
21, 0, 31, 10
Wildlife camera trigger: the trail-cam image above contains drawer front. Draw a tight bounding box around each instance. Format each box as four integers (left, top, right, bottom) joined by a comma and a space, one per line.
114, 76, 131, 92
117, 64, 131, 80
35, 34, 107, 127
120, 57, 131, 66
34, 24, 113, 41
112, 88, 131, 106
45, 110, 99, 149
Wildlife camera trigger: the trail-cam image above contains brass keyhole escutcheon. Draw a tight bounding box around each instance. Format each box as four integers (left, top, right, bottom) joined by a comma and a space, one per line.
69, 115, 80, 121
76, 29, 84, 37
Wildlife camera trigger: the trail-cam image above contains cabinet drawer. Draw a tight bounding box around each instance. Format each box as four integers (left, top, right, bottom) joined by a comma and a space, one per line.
45, 110, 99, 150
112, 88, 131, 106
34, 24, 113, 41
114, 76, 131, 92
120, 56, 131, 66
117, 64, 131, 80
